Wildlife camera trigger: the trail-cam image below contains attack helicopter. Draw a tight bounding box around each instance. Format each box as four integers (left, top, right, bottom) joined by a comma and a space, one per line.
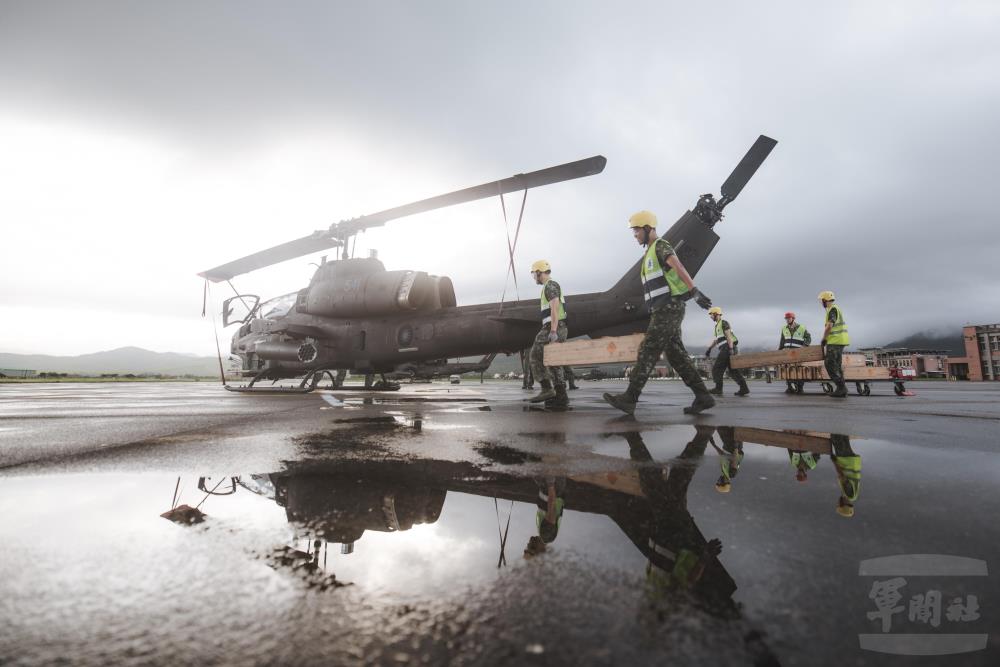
200, 136, 776, 392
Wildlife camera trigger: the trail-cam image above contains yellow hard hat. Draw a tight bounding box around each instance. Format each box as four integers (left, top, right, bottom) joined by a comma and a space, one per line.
530, 260, 551, 273
715, 481, 731, 494
708, 307, 723, 316
818, 290, 835, 301
628, 210, 658, 229
836, 504, 855, 518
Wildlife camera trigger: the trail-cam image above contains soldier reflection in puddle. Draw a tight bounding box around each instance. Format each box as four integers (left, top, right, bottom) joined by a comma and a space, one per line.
830, 434, 861, 517
788, 448, 820, 482
709, 426, 745, 495
524, 476, 566, 558
611, 426, 738, 615
703, 426, 862, 518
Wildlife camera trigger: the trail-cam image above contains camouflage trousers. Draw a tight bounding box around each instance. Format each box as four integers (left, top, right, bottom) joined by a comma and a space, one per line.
628, 301, 701, 398
824, 344, 846, 383
529, 322, 568, 386
711, 345, 747, 389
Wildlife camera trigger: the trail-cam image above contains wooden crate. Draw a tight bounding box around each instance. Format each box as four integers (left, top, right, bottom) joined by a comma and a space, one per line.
543, 334, 645, 366
779, 365, 892, 381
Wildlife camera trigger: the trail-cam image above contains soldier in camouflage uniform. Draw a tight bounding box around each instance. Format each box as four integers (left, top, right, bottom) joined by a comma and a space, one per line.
603, 211, 716, 416
818, 290, 850, 398
520, 347, 534, 390
526, 260, 569, 407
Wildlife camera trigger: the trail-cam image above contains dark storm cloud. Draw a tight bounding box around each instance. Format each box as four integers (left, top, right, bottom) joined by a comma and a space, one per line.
2, 0, 998, 349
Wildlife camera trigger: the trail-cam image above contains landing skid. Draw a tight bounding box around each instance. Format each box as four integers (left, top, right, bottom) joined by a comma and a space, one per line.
224, 370, 401, 394
225, 384, 315, 394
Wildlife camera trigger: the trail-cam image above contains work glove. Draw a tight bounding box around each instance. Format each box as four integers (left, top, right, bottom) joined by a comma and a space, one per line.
547, 331, 560, 343
691, 288, 712, 310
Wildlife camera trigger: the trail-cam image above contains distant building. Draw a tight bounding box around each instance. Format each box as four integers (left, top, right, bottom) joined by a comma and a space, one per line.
946, 324, 1000, 381
857, 348, 949, 378
0, 368, 37, 378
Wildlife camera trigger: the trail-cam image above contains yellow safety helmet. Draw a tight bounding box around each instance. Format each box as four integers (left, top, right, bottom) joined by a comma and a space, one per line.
715, 481, 731, 494
818, 290, 835, 302
628, 210, 658, 229
836, 503, 855, 518
530, 260, 551, 273
708, 306, 723, 316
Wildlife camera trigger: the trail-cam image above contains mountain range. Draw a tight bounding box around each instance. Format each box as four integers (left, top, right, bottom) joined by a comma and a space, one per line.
0, 347, 222, 376
0, 330, 967, 377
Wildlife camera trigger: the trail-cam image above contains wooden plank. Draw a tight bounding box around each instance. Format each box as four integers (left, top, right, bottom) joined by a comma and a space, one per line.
570, 471, 645, 498
543, 334, 645, 366
729, 346, 825, 369
733, 427, 832, 454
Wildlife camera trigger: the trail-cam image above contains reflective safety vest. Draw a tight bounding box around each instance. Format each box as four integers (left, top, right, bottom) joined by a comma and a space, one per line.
640, 238, 689, 310
719, 449, 744, 481
833, 455, 861, 501
789, 451, 819, 470
781, 323, 809, 348
825, 304, 850, 346
540, 282, 567, 326
715, 319, 739, 347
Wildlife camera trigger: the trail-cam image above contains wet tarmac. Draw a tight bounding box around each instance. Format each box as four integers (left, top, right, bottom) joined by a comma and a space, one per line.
1, 380, 999, 665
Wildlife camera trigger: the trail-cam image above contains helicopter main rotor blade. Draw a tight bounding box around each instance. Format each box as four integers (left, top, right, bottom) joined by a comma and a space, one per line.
719, 135, 777, 203
332, 155, 607, 238
198, 233, 344, 282
198, 155, 607, 282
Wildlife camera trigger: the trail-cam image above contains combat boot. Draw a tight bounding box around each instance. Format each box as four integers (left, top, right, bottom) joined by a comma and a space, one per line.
603, 388, 638, 415
785, 383, 796, 394
735, 383, 750, 397
545, 383, 570, 409
568, 378, 579, 390
684, 381, 716, 415
528, 379, 556, 403
830, 381, 848, 398
709, 384, 723, 396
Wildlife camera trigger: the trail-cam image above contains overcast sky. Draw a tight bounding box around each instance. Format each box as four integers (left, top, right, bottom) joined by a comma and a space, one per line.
1, 1, 998, 356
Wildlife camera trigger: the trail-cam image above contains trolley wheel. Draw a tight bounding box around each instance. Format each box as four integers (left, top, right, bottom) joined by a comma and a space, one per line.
821, 382, 834, 395
795, 382, 805, 394
893, 382, 905, 396
862, 382, 871, 396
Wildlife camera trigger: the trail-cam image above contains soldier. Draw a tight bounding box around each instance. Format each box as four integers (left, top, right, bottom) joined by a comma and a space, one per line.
818, 290, 849, 398
603, 211, 715, 416
520, 348, 534, 390
526, 260, 569, 407
705, 307, 750, 396
778, 311, 811, 393
564, 366, 579, 390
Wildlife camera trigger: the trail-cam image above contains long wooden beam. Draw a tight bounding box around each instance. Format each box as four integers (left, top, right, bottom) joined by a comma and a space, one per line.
543, 334, 645, 366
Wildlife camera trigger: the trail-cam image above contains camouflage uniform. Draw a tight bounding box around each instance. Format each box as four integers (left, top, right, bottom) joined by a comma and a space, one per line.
605, 236, 713, 415
824, 344, 845, 383
528, 280, 568, 386
521, 347, 533, 389
627, 300, 702, 395
710, 319, 748, 393
823, 304, 846, 383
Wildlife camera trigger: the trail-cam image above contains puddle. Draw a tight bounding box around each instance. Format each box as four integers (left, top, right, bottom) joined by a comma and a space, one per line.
2, 424, 999, 665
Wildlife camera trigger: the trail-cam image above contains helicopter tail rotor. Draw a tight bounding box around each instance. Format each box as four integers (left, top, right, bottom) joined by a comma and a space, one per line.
719, 135, 777, 208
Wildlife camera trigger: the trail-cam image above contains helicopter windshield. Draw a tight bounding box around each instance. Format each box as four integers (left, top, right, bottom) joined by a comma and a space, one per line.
258, 292, 297, 320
